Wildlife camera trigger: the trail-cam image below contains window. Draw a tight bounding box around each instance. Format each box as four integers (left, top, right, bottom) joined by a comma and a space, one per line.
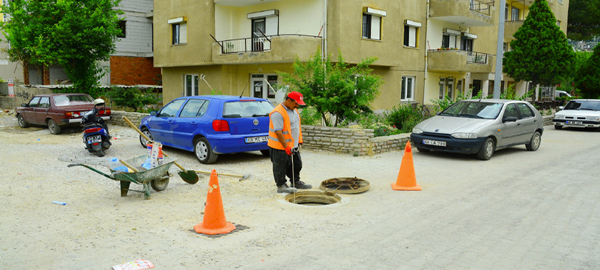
185, 75, 199, 96
180, 99, 208, 118
117, 20, 126, 38
362, 7, 386, 40
517, 103, 534, 118
505, 4, 509, 20
28, 97, 41, 107
403, 20, 421, 47
442, 29, 460, 49
556, 20, 561, 27
168, 17, 187, 45
158, 99, 185, 118
503, 104, 518, 119
39, 97, 50, 108
401, 76, 415, 101
511, 7, 520, 21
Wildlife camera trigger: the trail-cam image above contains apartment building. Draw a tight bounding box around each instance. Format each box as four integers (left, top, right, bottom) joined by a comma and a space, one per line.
154, 0, 569, 109
0, 0, 23, 83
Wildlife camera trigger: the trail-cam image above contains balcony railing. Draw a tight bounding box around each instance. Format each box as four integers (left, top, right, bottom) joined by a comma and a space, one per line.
467, 51, 489, 64
470, 0, 494, 16
211, 34, 321, 54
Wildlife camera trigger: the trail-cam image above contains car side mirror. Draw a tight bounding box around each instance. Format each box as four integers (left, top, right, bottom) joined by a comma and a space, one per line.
503, 116, 518, 123
150, 111, 157, 116
21, 103, 28, 107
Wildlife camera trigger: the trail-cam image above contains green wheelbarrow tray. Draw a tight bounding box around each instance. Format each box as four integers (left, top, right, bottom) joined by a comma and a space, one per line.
67, 155, 177, 200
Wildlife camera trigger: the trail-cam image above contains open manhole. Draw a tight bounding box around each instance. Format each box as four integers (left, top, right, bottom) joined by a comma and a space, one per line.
319, 177, 370, 194
284, 190, 342, 206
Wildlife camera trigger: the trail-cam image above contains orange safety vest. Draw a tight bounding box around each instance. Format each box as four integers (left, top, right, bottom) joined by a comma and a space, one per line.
268, 104, 303, 150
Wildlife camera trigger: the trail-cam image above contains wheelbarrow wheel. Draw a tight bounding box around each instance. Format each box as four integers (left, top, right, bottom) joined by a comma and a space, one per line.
151, 178, 169, 191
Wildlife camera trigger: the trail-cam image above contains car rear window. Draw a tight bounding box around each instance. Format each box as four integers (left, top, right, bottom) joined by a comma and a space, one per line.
223, 100, 274, 118
54, 95, 94, 106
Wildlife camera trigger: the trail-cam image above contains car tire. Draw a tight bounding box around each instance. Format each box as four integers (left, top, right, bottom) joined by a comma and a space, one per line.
476, 137, 495, 160
139, 127, 153, 147
416, 147, 430, 152
194, 137, 218, 164
260, 149, 270, 157
554, 125, 563, 130
17, 114, 29, 128
526, 131, 541, 151
48, 119, 61, 134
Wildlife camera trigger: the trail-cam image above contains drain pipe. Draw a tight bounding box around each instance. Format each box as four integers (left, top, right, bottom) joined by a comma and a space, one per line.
423, 0, 430, 105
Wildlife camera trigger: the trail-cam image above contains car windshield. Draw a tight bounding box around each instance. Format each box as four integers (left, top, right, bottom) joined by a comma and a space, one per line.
564, 101, 600, 111
440, 101, 503, 119
223, 100, 274, 118
54, 95, 94, 106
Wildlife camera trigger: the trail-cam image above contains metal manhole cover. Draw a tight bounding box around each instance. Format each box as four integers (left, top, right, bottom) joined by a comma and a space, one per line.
319, 177, 370, 194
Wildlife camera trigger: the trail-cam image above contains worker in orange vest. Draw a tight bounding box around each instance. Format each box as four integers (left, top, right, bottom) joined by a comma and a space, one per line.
268, 91, 312, 193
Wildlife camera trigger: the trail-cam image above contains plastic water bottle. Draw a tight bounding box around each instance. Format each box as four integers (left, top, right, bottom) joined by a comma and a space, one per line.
109, 157, 129, 172
141, 158, 152, 170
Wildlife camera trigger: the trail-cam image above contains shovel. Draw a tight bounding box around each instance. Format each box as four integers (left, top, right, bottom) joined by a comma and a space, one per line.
122, 116, 200, 184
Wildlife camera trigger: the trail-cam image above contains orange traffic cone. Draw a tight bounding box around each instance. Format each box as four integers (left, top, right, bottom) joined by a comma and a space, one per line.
391, 141, 422, 191
194, 169, 236, 235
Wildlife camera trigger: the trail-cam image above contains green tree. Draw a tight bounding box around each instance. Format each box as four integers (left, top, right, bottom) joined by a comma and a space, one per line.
503, 0, 575, 87
279, 49, 382, 127
575, 44, 600, 98
0, 0, 123, 94
567, 0, 600, 41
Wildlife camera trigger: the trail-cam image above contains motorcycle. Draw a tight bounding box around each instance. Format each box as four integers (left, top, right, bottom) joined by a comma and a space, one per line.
82, 101, 111, 157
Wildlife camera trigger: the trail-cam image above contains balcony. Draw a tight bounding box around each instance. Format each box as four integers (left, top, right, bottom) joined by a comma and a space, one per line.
214, 0, 282, 7
211, 34, 322, 64
429, 0, 496, 27
427, 49, 494, 73
504, 20, 524, 39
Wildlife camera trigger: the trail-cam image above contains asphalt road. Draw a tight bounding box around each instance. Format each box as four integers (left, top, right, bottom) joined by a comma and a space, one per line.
1, 118, 599, 269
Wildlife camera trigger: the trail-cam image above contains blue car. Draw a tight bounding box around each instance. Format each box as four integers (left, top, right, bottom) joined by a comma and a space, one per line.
139, 95, 275, 164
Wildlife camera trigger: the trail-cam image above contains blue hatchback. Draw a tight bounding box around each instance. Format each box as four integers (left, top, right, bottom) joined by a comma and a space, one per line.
139, 95, 275, 164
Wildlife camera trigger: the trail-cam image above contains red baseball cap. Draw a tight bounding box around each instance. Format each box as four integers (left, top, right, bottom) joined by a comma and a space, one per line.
287, 91, 306, 105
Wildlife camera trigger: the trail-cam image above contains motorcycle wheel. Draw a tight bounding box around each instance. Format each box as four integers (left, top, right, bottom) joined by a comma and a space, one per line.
95, 149, 105, 157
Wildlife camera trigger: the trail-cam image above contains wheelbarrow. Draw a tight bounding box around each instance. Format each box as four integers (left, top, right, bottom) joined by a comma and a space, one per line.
66, 155, 177, 200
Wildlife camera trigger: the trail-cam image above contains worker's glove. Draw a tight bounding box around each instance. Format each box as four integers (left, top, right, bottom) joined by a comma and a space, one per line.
285, 146, 292, 155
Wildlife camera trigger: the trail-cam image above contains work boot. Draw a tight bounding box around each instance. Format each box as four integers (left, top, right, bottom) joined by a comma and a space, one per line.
292, 181, 312, 189
277, 184, 297, 193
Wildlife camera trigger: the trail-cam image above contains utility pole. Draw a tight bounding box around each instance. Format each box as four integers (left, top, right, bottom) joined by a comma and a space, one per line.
494, 0, 507, 99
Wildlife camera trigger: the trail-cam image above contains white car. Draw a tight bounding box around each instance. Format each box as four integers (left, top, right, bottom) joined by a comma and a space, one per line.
552, 99, 600, 130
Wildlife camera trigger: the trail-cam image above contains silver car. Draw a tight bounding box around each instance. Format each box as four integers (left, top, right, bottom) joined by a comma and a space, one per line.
410, 99, 544, 160
552, 99, 600, 130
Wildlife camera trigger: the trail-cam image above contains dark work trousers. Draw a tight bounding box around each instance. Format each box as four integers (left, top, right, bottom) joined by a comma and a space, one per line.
270, 147, 302, 186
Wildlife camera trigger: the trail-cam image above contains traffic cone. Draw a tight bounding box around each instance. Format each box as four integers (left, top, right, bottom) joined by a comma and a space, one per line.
391, 141, 422, 191
194, 169, 236, 235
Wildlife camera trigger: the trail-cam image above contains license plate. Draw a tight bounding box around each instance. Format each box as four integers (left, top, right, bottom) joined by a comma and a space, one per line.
87, 135, 101, 144
245, 136, 268, 144
423, 139, 446, 147
566, 121, 583, 125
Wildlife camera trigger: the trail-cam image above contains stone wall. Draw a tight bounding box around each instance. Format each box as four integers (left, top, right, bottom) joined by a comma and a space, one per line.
301, 125, 410, 156
109, 111, 149, 127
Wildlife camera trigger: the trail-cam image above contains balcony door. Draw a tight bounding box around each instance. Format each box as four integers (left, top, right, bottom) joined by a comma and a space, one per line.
252, 19, 266, 51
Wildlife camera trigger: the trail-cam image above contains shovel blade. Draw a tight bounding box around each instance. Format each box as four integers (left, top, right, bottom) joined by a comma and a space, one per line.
179, 170, 199, 184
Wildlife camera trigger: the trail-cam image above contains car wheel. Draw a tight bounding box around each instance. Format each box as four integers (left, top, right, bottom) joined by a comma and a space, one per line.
194, 137, 218, 164
416, 147, 430, 152
526, 131, 541, 151
139, 127, 153, 147
48, 119, 61, 134
476, 137, 494, 160
17, 114, 29, 128
554, 125, 563, 130
260, 149, 270, 157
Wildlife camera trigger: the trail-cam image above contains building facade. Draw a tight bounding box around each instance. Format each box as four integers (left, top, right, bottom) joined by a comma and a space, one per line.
154, 0, 569, 109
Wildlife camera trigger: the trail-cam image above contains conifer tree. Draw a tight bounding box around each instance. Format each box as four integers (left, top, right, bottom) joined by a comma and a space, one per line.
575, 44, 600, 98
503, 0, 575, 87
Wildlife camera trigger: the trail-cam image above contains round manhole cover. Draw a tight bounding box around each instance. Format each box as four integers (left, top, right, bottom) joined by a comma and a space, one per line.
284, 190, 342, 206
319, 177, 370, 194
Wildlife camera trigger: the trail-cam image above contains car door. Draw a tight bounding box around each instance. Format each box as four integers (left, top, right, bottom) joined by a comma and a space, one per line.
170, 98, 210, 150
147, 99, 186, 145
35, 97, 51, 124
515, 102, 539, 143
499, 103, 521, 146
22, 97, 41, 124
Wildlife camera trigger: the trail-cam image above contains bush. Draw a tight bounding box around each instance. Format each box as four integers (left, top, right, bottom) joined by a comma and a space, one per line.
384, 104, 424, 133
105, 87, 161, 112
299, 106, 322, 125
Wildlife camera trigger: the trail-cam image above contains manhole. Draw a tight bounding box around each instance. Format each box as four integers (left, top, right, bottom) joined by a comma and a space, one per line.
319, 177, 370, 194
284, 190, 342, 206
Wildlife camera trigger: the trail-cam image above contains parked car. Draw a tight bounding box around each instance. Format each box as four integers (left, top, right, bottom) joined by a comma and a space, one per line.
552, 99, 600, 130
410, 99, 544, 160
138, 95, 275, 164
555, 90, 572, 98
15, 93, 111, 134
